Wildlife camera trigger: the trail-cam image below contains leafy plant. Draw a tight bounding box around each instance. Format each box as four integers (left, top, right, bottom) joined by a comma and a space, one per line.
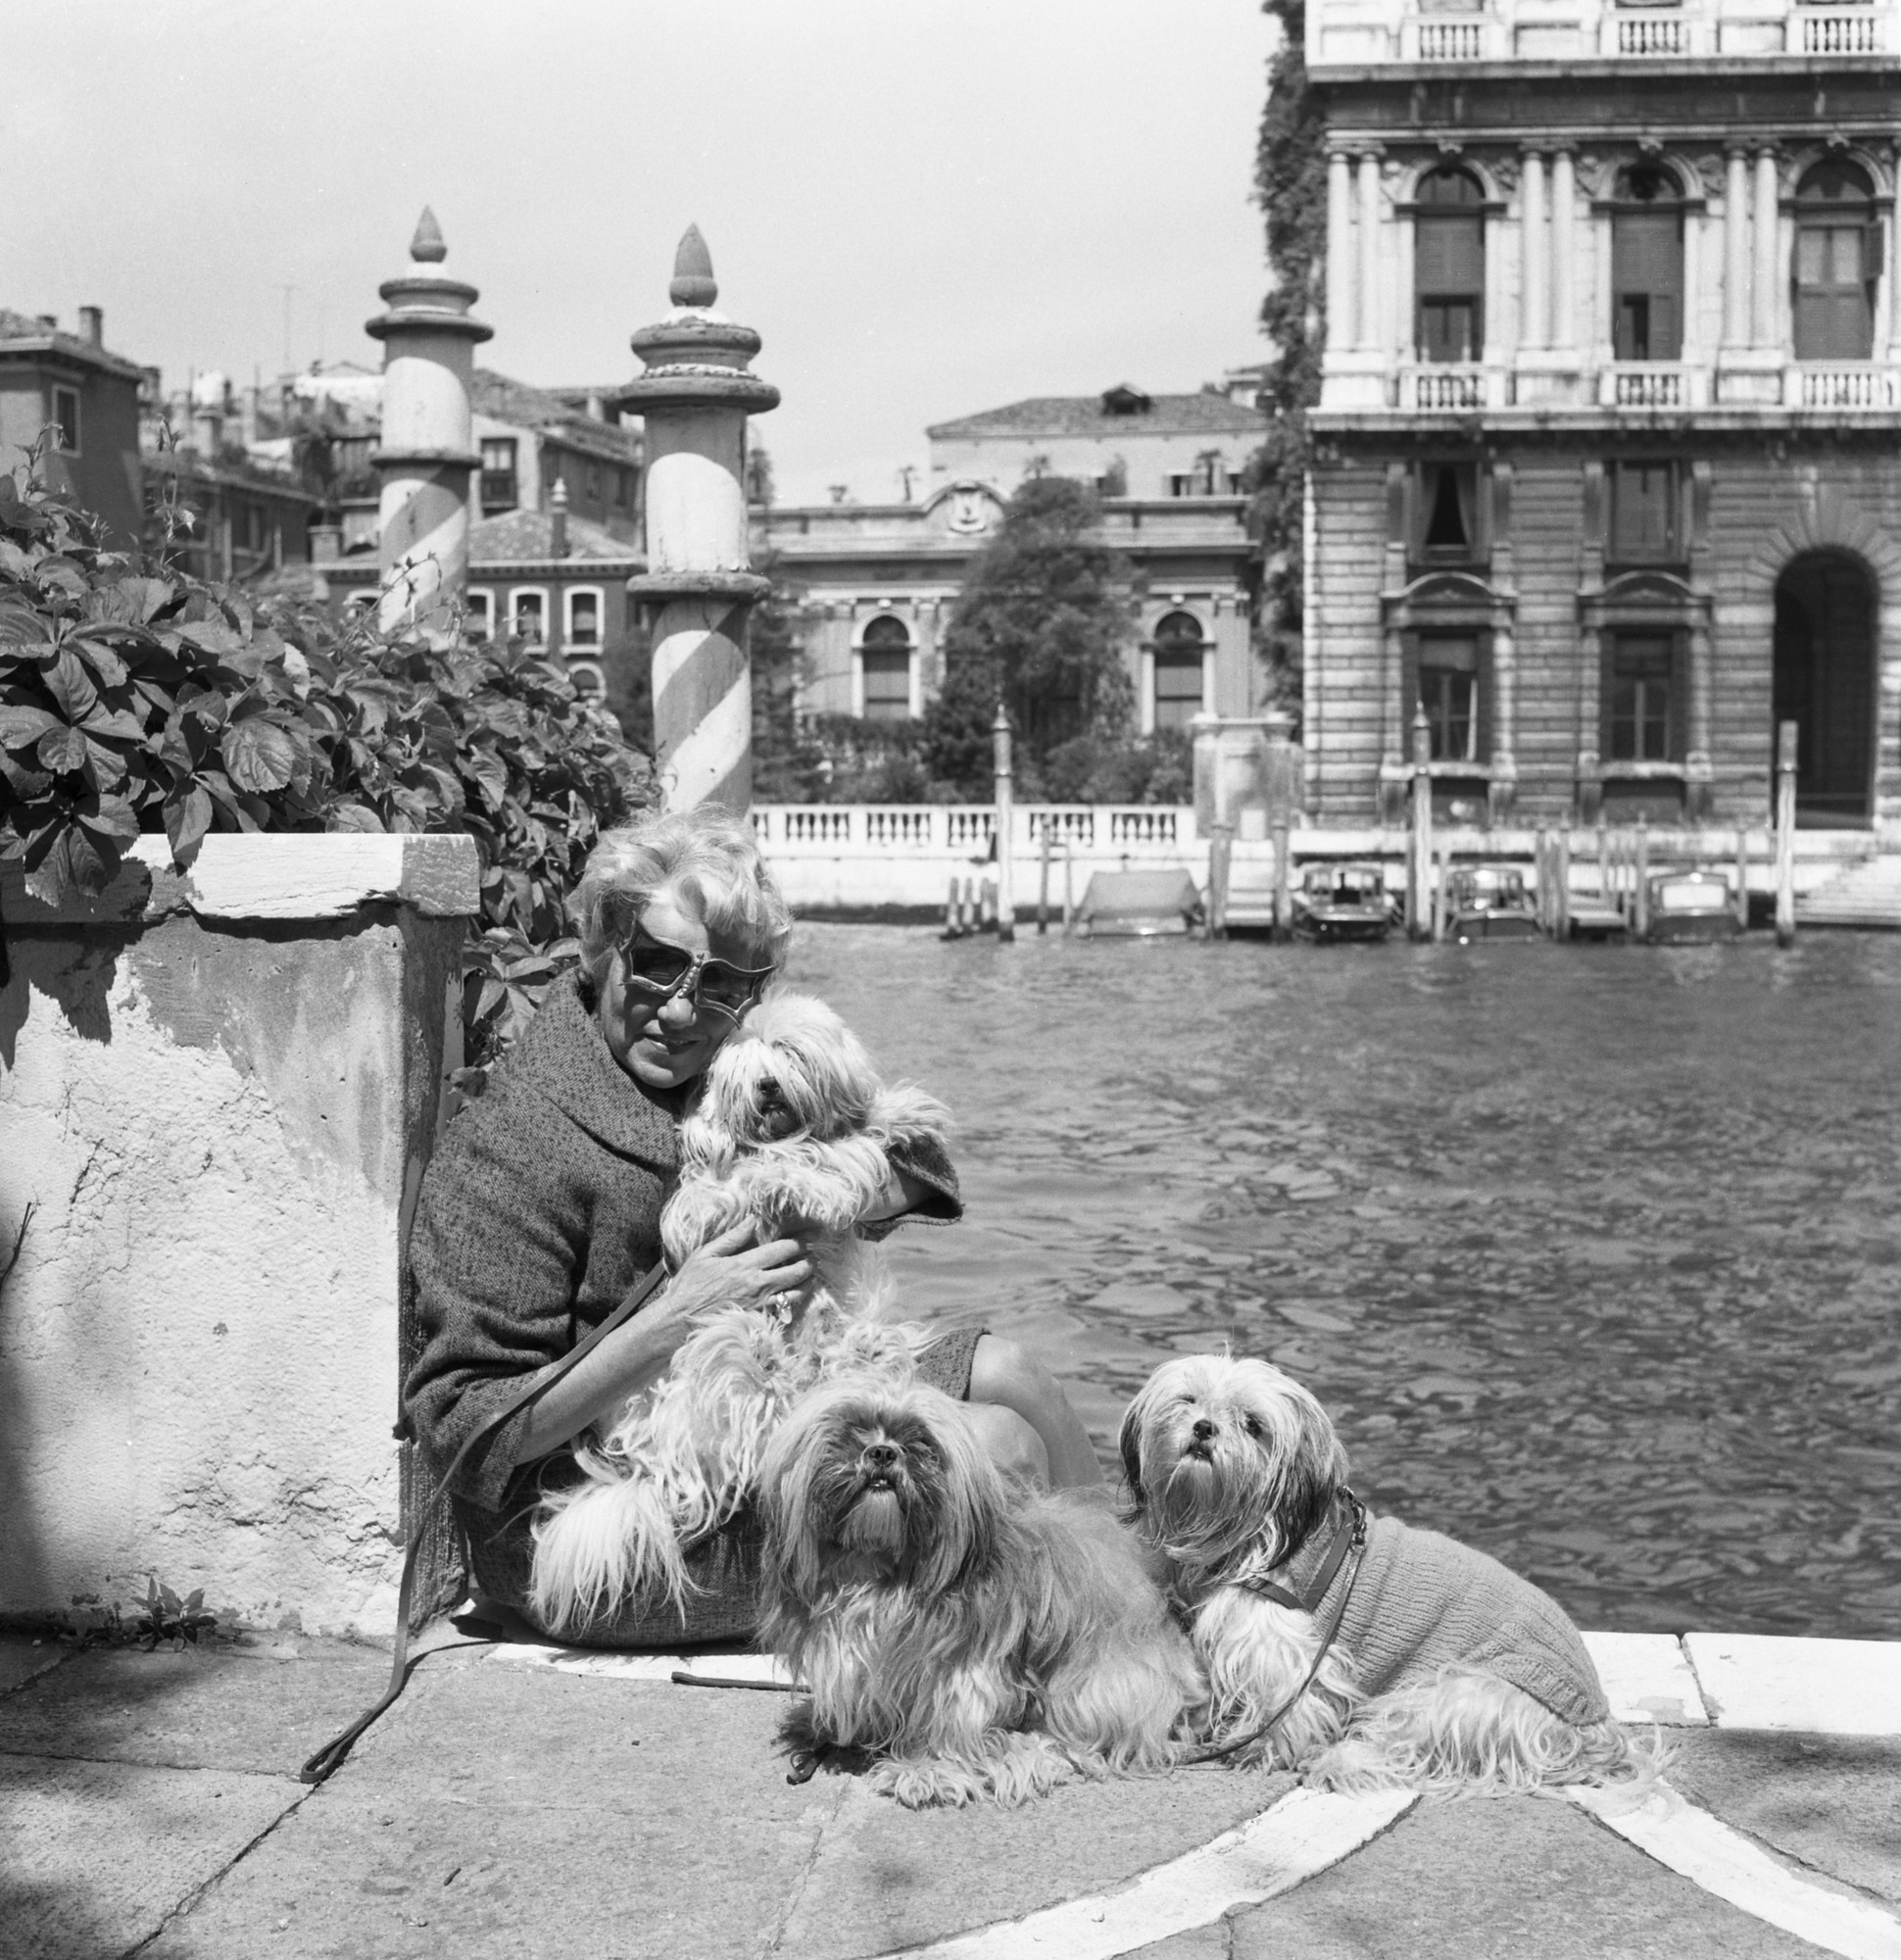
134, 1576, 219, 1650
0, 467, 655, 1064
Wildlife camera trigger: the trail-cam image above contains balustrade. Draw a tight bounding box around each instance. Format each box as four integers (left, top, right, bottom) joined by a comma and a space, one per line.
1796, 366, 1899, 409
1801, 9, 1881, 51
750, 805, 1192, 857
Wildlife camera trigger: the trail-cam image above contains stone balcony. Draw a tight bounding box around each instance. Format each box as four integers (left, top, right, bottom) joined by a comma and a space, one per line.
1311, 0, 1895, 67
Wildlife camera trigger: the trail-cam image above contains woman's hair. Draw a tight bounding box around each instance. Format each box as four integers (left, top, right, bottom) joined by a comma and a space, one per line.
570, 805, 794, 989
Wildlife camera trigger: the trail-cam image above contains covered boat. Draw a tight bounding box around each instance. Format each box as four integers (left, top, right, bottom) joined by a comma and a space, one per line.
1644, 870, 1742, 944
1073, 867, 1204, 938
1444, 864, 1542, 944
1291, 861, 1393, 943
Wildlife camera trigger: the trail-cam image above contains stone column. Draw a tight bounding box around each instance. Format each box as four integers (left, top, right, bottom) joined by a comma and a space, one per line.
1521, 150, 1549, 349
367, 209, 492, 634
1724, 147, 1752, 349
1357, 152, 1384, 351
1753, 148, 1780, 349
1327, 151, 1356, 355
1551, 149, 1578, 350
616, 228, 780, 812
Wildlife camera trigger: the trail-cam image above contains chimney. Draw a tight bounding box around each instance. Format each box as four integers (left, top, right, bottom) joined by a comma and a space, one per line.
309, 519, 342, 564
34, 314, 57, 333
192, 402, 224, 460
585, 391, 606, 422
78, 307, 103, 347
550, 477, 569, 558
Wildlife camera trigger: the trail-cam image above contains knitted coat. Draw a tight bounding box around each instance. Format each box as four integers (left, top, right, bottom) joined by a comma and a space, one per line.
1270, 1495, 1609, 1727
402, 973, 962, 1576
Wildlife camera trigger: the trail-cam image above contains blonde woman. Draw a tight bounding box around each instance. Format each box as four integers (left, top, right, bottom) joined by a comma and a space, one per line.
403, 803, 1099, 1645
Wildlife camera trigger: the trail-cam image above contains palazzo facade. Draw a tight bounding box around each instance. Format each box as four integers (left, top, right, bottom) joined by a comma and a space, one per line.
1304, 0, 1901, 829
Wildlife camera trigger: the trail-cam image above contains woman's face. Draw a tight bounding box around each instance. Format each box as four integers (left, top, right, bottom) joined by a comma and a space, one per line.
597, 882, 765, 1092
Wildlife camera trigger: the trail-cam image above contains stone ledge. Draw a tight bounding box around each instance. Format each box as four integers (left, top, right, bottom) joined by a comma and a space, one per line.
1, 832, 480, 927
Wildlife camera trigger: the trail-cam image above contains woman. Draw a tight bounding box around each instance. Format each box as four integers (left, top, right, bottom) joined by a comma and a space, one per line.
404, 804, 1100, 1645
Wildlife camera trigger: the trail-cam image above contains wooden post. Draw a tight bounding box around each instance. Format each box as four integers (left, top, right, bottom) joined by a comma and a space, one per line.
1272, 819, 1292, 941
1061, 847, 1075, 934
943, 875, 961, 940
1207, 824, 1233, 938
1633, 816, 1650, 941
1555, 827, 1572, 940
963, 876, 978, 934
1534, 824, 1548, 933
1433, 840, 1449, 943
1037, 821, 1051, 935
1594, 816, 1608, 916
1734, 827, 1750, 930
1408, 706, 1434, 940
1776, 719, 1798, 948
992, 705, 1015, 942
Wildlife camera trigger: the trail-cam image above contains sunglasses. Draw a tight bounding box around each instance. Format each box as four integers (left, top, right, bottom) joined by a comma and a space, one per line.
617, 919, 773, 1022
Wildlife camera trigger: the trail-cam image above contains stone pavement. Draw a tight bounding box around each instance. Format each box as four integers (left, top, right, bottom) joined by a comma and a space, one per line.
3, 1624, 1899, 1960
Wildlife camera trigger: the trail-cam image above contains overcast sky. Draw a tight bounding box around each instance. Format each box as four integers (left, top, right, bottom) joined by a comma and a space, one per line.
11, 0, 1275, 506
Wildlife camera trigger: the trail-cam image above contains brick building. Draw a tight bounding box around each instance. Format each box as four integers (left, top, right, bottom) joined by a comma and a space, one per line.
1303, 0, 1901, 831
762, 384, 1267, 734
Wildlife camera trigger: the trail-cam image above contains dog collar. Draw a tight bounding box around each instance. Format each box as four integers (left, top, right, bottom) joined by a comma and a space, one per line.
1243, 1489, 1366, 1614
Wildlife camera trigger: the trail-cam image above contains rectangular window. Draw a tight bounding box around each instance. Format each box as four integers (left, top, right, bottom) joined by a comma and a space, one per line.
1612, 212, 1684, 361
1415, 216, 1485, 362
480, 437, 518, 514
860, 648, 912, 720
1416, 462, 1480, 560
510, 590, 546, 644
1608, 633, 1676, 760
1795, 222, 1876, 360
613, 467, 631, 508
52, 385, 80, 454
1417, 635, 1480, 761
466, 590, 494, 642
1609, 462, 1678, 561
1153, 655, 1206, 729
585, 464, 602, 504
566, 589, 601, 647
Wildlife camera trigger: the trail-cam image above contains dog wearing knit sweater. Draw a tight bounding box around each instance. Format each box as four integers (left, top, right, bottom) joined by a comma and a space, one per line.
1122, 1354, 1657, 1794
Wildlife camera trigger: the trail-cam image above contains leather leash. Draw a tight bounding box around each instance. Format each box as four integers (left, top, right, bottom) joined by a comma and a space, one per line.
299, 1259, 669, 1786
1178, 1491, 1369, 1769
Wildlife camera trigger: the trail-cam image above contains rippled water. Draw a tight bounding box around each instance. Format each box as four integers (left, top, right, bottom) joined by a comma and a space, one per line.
784, 924, 1901, 1640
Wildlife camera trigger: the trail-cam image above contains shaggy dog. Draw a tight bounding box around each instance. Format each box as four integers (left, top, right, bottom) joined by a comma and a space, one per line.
759, 1378, 1206, 1808
529, 994, 941, 1632
1122, 1354, 1656, 1794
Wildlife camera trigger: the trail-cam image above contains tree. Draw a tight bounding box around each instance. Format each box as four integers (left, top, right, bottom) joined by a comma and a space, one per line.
1247, 0, 1327, 715
920, 476, 1135, 797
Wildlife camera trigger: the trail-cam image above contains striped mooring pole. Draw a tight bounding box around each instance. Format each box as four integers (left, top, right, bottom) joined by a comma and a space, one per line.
366, 208, 491, 634
616, 227, 780, 811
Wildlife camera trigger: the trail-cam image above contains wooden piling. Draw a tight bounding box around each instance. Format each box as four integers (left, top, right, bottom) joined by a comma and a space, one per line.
1555, 828, 1572, 940
1208, 825, 1233, 939
1734, 827, 1750, 930
1037, 823, 1051, 935
1776, 719, 1798, 948
942, 875, 962, 940
1408, 706, 1434, 940
1061, 848, 1075, 934
1433, 840, 1449, 942
1633, 817, 1650, 941
992, 707, 1015, 943
1272, 819, 1292, 941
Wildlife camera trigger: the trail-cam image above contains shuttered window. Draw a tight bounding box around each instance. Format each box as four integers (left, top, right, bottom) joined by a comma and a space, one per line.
860, 614, 912, 720
1415, 169, 1485, 363
1610, 462, 1679, 562
1612, 210, 1683, 360
1607, 634, 1677, 761
1794, 162, 1878, 361
1151, 612, 1207, 729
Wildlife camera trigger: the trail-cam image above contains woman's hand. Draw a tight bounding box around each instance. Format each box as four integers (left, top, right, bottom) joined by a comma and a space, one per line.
652, 1221, 815, 1347
506, 1222, 812, 1466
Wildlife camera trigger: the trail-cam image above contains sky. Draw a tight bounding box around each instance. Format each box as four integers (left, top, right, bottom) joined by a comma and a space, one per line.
9, 0, 1276, 507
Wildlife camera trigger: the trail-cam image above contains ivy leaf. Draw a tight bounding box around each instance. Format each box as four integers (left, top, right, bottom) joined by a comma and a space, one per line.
43, 649, 98, 722
221, 717, 299, 793
35, 725, 88, 773
76, 794, 140, 847
326, 802, 385, 834
162, 782, 214, 864
0, 703, 63, 747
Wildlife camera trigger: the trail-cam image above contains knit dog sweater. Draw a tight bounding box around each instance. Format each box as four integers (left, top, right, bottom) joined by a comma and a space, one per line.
1271, 1497, 1610, 1728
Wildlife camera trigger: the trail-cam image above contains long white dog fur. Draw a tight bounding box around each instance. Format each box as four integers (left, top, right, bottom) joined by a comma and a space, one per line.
529, 993, 942, 1632
1123, 1353, 1660, 1794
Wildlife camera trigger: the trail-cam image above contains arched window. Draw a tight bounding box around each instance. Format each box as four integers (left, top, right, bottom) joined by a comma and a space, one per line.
1612, 164, 1684, 361
1151, 612, 1207, 730
858, 613, 912, 721
1415, 168, 1485, 363
1794, 161, 1878, 361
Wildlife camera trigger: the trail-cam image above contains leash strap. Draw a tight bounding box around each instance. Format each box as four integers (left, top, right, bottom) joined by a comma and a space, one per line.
298, 1260, 669, 1786
1180, 1491, 1368, 1769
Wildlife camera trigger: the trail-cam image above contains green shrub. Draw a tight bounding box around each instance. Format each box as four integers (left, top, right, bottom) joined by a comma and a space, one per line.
0, 470, 655, 1064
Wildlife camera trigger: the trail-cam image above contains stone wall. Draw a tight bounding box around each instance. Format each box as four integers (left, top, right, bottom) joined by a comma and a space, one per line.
0, 834, 476, 1637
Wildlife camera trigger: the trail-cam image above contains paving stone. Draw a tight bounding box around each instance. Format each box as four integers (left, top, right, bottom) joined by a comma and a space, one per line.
0, 1639, 67, 1698
1686, 1633, 1901, 1735
0, 1641, 410, 1775
1127, 1922, 1235, 1958
1669, 1728, 1901, 1907
1228, 1789, 1821, 1960
0, 1753, 304, 1960
139, 1665, 849, 1960
774, 1765, 1294, 1960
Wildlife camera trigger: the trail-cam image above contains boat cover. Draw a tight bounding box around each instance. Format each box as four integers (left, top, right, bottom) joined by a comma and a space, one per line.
1076, 867, 1203, 933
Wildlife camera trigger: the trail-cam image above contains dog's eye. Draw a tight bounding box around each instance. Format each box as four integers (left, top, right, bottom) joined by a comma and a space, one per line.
1243, 1414, 1263, 1438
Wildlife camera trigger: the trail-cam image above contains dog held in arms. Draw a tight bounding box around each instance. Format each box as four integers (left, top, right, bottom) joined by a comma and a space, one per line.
759, 1378, 1207, 1808
1122, 1354, 1658, 1794
529, 994, 940, 1633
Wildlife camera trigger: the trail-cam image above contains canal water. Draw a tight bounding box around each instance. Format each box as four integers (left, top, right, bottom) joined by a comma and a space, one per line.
786, 924, 1901, 1642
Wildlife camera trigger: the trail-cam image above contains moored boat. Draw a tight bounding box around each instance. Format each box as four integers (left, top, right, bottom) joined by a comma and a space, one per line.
1292, 861, 1393, 943
1644, 869, 1742, 943
1444, 864, 1543, 944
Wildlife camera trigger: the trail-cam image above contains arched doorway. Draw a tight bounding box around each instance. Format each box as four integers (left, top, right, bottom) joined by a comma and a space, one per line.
1773, 552, 1877, 822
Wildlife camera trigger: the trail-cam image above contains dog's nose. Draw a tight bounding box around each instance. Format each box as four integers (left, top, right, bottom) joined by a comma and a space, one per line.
862, 1441, 899, 1471
1192, 1418, 1218, 1444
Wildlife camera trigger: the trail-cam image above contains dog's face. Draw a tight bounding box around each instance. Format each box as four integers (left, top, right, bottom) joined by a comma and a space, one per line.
760, 1381, 1001, 1603
698, 993, 881, 1152
1119, 1354, 1348, 1570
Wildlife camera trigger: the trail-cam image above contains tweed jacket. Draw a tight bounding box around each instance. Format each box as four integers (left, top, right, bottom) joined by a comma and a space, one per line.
401, 972, 962, 1522
1268, 1494, 1610, 1727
